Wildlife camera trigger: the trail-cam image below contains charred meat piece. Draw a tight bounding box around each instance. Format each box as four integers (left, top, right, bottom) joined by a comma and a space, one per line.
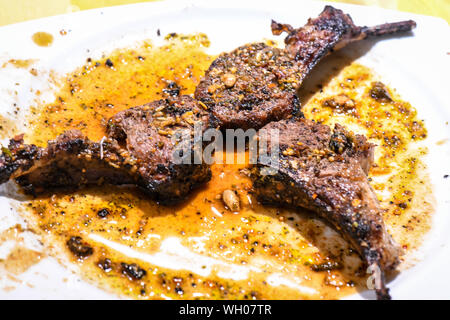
369, 81, 393, 103
121, 262, 147, 280
107, 95, 211, 201
97, 258, 113, 272
195, 42, 302, 129
0, 130, 135, 193
67, 236, 93, 259
251, 119, 401, 299
0, 96, 211, 203
195, 5, 415, 129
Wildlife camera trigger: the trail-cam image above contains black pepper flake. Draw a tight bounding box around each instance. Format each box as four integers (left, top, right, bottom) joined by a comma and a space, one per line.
444, 175, 449, 179
66, 236, 93, 258
175, 287, 184, 295
97, 258, 112, 272
97, 208, 110, 218
121, 263, 147, 280
310, 261, 342, 272
398, 202, 408, 209
162, 81, 180, 97
105, 59, 114, 67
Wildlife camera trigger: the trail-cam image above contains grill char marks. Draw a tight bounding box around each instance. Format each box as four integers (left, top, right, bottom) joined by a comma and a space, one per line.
195, 5, 415, 130
0, 96, 211, 204
251, 119, 402, 300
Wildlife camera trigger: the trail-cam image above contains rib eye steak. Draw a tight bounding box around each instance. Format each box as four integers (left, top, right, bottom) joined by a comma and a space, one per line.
0, 96, 211, 203
251, 119, 402, 299
195, 5, 416, 129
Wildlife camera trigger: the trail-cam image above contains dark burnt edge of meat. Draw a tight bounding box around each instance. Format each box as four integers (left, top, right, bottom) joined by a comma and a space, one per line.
360, 20, 416, 37
0, 97, 212, 204
195, 5, 416, 130
0, 130, 136, 195
275, 5, 416, 83
277, 5, 364, 77
276, 7, 415, 79
250, 119, 401, 300
0, 131, 208, 204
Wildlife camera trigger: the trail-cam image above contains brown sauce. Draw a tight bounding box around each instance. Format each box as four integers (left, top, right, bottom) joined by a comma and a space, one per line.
32, 32, 54, 47
1, 59, 37, 69
19, 34, 433, 299
0, 225, 44, 278
2, 246, 43, 275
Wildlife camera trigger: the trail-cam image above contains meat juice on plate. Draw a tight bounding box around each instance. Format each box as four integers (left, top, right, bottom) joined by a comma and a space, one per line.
9, 34, 433, 299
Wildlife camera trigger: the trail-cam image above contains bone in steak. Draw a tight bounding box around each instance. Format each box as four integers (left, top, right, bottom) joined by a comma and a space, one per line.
195, 5, 415, 129
251, 118, 402, 299
0, 96, 211, 203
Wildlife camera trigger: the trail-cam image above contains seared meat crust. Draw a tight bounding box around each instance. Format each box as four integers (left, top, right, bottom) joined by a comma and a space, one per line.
195, 42, 303, 129
195, 6, 415, 130
251, 119, 401, 299
0, 130, 135, 193
107, 95, 211, 200
0, 96, 211, 203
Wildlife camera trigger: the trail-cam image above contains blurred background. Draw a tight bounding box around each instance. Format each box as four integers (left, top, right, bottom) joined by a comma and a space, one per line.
0, 0, 448, 26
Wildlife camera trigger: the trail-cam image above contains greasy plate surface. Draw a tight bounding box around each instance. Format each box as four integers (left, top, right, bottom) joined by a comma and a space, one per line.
0, 0, 449, 299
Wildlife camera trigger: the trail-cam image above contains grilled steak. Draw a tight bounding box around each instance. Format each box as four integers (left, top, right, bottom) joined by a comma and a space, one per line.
195, 6, 415, 129
251, 119, 401, 299
0, 5, 415, 299
0, 96, 211, 203
195, 42, 303, 129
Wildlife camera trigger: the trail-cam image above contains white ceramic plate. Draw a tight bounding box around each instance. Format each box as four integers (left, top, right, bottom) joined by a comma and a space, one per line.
0, 0, 449, 299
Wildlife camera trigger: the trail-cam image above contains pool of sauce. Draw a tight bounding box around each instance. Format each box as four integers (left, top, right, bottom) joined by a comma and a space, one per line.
18, 34, 433, 299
